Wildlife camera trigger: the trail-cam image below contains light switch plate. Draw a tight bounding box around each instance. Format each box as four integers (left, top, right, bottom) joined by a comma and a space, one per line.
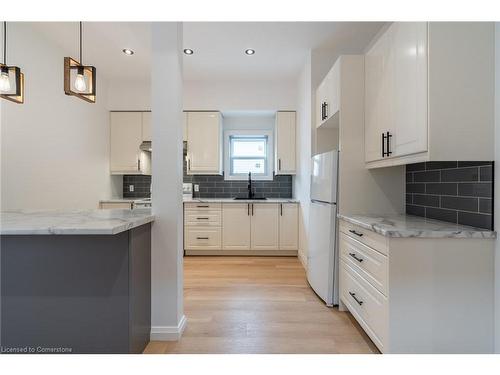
194, 184, 199, 192
129, 185, 134, 192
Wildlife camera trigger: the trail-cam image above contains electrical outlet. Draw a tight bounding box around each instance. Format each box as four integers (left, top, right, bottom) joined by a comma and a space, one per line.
194, 184, 199, 192
129, 185, 134, 192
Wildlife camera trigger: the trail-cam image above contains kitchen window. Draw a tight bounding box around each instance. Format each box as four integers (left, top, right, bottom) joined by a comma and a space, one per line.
224, 130, 273, 180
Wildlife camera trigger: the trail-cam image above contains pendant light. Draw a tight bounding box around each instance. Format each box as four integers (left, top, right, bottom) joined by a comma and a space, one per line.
64, 22, 96, 103
0, 22, 25, 104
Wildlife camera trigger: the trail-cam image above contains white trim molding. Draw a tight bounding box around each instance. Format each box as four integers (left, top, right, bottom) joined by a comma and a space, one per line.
150, 315, 187, 341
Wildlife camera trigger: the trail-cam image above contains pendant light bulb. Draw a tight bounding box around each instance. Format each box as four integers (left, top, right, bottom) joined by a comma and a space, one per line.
74, 66, 86, 92
0, 67, 10, 92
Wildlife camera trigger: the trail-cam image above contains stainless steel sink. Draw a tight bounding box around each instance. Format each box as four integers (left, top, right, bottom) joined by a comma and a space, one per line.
233, 197, 267, 200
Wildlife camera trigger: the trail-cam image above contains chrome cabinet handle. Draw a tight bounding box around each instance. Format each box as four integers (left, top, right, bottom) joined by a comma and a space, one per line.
349, 292, 363, 306
196, 217, 209, 220
196, 237, 209, 240
349, 253, 363, 263
349, 229, 363, 237
196, 205, 209, 208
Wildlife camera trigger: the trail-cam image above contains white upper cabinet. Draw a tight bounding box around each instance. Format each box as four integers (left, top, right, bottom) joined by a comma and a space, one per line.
365, 29, 391, 163
110, 112, 151, 175
279, 203, 298, 250
142, 112, 152, 142
365, 22, 494, 168
275, 111, 296, 175
392, 23, 428, 158
365, 22, 427, 164
185, 111, 223, 175
250, 203, 279, 250
315, 60, 341, 129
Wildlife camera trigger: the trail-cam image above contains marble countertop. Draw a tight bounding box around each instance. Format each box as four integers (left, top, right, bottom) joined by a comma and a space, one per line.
338, 214, 496, 239
183, 198, 299, 203
0, 209, 155, 235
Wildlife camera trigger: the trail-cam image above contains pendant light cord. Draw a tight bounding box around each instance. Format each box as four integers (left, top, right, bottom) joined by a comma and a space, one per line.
3, 22, 6, 66
79, 21, 82, 64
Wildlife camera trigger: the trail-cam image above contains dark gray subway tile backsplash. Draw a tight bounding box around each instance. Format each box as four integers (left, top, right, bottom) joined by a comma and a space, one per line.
122, 155, 293, 200
406, 161, 493, 230
123, 175, 151, 198
183, 155, 292, 198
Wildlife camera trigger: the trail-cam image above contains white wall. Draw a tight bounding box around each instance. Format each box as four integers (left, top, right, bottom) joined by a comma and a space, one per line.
494, 22, 500, 354
222, 113, 275, 131
107, 79, 151, 111
184, 79, 296, 112
0, 23, 120, 210
294, 54, 312, 267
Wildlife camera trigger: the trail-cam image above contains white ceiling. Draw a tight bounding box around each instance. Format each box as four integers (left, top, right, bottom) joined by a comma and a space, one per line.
33, 22, 152, 83
182, 22, 385, 81
32, 22, 385, 84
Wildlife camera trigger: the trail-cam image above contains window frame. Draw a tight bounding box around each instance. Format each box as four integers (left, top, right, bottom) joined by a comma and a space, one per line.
224, 130, 274, 181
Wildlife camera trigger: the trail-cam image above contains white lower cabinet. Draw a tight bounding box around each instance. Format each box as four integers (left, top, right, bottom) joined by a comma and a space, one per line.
184, 203, 222, 251
250, 203, 279, 250
184, 202, 298, 254
279, 203, 298, 250
340, 260, 388, 351
222, 203, 251, 250
338, 220, 494, 353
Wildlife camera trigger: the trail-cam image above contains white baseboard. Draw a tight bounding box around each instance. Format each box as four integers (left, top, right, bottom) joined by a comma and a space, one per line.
150, 315, 187, 341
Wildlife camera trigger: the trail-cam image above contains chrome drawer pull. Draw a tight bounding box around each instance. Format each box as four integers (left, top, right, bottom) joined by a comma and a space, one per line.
196, 205, 209, 208
349, 229, 364, 237
349, 292, 364, 306
196, 217, 209, 220
349, 253, 364, 263
196, 237, 209, 240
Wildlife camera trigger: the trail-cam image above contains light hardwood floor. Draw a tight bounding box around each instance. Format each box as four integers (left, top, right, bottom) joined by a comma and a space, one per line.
144, 256, 378, 354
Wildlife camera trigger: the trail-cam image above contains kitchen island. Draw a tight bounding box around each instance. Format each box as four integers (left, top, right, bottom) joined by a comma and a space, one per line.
0, 209, 154, 354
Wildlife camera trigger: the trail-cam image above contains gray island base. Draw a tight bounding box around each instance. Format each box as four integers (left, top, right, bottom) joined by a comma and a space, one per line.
1, 209, 154, 354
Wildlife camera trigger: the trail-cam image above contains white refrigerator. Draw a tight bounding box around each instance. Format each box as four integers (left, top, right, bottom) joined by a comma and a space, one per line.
307, 150, 339, 306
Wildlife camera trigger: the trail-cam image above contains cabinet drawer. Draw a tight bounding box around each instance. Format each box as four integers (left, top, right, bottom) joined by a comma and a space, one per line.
339, 221, 388, 255
340, 261, 388, 351
184, 202, 222, 211
339, 233, 388, 296
184, 212, 221, 226
185, 227, 221, 250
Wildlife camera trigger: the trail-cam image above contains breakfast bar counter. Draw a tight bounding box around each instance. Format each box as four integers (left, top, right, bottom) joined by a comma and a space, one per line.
0, 209, 154, 354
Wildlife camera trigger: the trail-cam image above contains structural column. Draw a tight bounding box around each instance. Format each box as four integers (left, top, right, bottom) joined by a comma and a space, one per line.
150, 22, 185, 340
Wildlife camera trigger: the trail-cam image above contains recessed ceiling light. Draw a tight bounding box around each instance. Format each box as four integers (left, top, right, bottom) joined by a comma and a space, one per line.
122, 48, 134, 56
183, 48, 194, 55
245, 49, 255, 55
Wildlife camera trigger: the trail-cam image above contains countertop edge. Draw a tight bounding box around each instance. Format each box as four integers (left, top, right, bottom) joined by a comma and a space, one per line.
183, 198, 299, 203
0, 213, 155, 236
